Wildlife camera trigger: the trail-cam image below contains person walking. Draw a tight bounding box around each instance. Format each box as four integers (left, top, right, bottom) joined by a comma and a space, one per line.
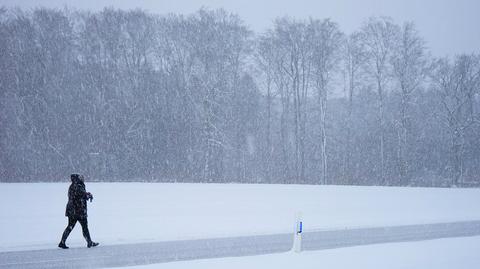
58, 174, 99, 249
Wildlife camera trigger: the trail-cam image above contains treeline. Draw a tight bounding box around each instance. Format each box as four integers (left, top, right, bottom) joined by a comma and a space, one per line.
0, 7, 479, 186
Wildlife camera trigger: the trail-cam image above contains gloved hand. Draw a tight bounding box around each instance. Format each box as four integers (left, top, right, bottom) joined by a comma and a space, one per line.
86, 192, 93, 202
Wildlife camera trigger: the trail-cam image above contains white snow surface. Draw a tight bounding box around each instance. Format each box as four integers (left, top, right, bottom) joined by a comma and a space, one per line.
125, 236, 480, 269
1, 183, 480, 252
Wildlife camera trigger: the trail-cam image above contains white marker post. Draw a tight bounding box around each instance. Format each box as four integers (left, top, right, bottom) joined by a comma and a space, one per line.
292, 211, 303, 253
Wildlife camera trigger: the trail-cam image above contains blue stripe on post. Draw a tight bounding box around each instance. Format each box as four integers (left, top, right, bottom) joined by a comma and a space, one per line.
299, 221, 303, 233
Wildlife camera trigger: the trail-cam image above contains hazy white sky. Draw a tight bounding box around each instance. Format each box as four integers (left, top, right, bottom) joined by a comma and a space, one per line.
1, 0, 479, 56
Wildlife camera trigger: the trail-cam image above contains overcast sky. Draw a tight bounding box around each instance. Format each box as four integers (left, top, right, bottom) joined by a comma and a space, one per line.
1, 0, 479, 56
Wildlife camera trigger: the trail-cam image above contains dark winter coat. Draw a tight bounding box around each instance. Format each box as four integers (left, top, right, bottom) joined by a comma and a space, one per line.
65, 176, 91, 219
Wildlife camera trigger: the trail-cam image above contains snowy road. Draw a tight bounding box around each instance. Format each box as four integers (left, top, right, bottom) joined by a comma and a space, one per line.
2, 220, 480, 269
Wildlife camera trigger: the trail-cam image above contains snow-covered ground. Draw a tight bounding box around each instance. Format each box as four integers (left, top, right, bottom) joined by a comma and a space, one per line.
1, 183, 480, 253
126, 236, 480, 269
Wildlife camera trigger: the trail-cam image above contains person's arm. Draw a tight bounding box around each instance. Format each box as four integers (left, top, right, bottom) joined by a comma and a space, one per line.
86, 192, 93, 202
79, 183, 93, 202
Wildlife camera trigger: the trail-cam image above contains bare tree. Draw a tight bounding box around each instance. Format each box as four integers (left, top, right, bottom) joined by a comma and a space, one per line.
274, 18, 312, 182
341, 31, 366, 184
431, 55, 480, 186
308, 19, 343, 184
256, 34, 277, 181
259, 28, 294, 182
361, 17, 399, 184
391, 22, 428, 184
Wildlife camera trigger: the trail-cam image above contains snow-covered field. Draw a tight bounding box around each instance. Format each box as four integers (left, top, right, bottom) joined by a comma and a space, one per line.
1, 183, 480, 253
127, 236, 480, 269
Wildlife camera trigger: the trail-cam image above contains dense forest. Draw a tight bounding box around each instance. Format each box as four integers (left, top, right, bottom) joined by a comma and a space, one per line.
0, 7, 479, 186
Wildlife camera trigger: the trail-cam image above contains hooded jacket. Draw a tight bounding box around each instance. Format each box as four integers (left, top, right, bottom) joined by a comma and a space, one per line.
65, 174, 90, 219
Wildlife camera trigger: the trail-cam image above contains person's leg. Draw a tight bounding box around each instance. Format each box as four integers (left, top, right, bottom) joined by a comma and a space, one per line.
59, 217, 77, 248
78, 218, 92, 243
78, 218, 99, 248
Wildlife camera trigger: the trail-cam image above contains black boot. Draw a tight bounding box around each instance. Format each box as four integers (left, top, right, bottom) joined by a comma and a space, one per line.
58, 242, 69, 249
87, 241, 99, 248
